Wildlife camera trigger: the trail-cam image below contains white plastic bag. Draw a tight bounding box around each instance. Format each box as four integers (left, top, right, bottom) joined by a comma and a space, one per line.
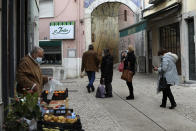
21, 118, 37, 131
43, 79, 63, 100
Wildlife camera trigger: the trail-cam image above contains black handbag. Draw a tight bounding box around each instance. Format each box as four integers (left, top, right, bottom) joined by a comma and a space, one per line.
158, 58, 167, 91
158, 73, 167, 91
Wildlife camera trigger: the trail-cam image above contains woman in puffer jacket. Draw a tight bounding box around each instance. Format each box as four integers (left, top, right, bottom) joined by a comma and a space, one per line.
154, 49, 179, 109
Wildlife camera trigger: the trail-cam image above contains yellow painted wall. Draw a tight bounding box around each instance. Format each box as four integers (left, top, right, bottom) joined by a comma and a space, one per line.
186, 0, 196, 12
91, 3, 121, 63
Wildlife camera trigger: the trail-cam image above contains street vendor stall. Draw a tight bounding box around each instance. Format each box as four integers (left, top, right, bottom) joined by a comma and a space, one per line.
4, 79, 84, 131
38, 79, 84, 131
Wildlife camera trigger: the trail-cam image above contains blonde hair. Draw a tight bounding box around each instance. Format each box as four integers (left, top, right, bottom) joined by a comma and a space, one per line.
128, 45, 134, 52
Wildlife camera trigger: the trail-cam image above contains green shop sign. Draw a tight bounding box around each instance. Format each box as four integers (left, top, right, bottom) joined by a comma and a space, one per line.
120, 20, 146, 37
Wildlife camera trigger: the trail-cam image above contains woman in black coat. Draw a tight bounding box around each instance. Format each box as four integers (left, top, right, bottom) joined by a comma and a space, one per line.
101, 49, 114, 97
124, 45, 136, 100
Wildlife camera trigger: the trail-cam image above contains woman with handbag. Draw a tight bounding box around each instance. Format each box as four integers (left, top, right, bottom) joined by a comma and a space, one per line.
153, 49, 179, 109
123, 45, 136, 100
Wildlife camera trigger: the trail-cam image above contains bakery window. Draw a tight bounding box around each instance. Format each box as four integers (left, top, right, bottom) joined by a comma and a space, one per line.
39, 41, 62, 65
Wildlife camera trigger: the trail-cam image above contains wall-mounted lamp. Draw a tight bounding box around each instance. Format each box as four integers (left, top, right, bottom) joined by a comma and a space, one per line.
80, 19, 84, 24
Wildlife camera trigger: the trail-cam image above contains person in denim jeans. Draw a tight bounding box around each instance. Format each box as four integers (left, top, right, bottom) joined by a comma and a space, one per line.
81, 44, 100, 93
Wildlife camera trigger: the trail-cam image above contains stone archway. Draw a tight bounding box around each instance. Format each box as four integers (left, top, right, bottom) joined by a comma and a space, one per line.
84, 0, 141, 50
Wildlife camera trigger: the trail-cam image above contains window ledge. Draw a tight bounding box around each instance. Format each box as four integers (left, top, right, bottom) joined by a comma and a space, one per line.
39, 16, 55, 19
40, 64, 63, 67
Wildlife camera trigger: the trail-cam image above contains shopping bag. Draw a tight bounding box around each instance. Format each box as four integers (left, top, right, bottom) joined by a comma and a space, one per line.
158, 76, 167, 91
43, 79, 63, 100
118, 62, 124, 72
121, 69, 133, 82
96, 84, 106, 98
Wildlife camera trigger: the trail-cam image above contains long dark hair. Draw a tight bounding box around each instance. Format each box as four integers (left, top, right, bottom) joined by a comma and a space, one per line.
104, 48, 110, 56
158, 48, 167, 56
88, 44, 94, 50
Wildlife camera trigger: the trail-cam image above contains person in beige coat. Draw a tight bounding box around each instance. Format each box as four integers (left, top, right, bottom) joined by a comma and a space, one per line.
81, 44, 100, 93
16, 46, 49, 95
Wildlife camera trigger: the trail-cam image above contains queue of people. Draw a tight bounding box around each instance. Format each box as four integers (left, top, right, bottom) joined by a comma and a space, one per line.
16, 44, 179, 110
81, 44, 179, 109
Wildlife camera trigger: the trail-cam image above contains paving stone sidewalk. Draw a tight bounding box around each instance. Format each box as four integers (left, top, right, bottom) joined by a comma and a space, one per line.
61, 79, 124, 131
60, 70, 196, 131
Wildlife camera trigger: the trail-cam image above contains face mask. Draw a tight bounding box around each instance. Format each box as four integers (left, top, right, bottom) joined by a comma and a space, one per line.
35, 57, 42, 64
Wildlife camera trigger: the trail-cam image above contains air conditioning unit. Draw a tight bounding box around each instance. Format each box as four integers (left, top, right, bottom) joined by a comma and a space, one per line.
149, 0, 166, 5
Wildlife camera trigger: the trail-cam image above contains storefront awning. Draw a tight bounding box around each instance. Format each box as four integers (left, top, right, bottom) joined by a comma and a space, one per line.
119, 20, 147, 37
39, 41, 61, 47
142, 1, 181, 19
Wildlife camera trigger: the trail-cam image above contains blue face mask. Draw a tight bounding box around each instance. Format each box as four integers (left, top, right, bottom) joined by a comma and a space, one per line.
35, 57, 42, 64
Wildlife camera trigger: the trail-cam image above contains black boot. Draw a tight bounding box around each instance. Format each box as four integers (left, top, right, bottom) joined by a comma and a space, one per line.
126, 82, 134, 100
86, 86, 91, 93
126, 95, 134, 100
91, 86, 95, 92
169, 104, 177, 109
160, 104, 166, 108
105, 94, 113, 98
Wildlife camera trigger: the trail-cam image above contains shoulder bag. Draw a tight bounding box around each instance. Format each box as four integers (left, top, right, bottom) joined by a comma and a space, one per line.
121, 62, 133, 82
158, 59, 167, 91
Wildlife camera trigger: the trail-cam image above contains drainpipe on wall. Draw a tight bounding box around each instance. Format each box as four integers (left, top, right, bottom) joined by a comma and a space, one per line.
8, 0, 15, 98
2, 0, 8, 115
20, 0, 25, 57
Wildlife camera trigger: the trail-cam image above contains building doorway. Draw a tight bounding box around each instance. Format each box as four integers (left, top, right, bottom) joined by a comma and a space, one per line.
187, 18, 196, 80
160, 22, 181, 75
147, 31, 152, 73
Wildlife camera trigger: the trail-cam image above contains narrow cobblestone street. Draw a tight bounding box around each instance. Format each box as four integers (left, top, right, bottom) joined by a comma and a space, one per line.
62, 70, 196, 131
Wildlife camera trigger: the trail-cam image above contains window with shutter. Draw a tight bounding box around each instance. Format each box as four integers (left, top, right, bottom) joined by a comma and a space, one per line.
160, 22, 181, 75
39, 0, 54, 18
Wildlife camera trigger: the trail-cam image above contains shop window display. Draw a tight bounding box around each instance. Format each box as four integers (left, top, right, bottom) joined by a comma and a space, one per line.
39, 41, 62, 65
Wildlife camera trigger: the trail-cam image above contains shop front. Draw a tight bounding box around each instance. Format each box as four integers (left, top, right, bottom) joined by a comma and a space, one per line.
143, 0, 182, 78
40, 21, 81, 80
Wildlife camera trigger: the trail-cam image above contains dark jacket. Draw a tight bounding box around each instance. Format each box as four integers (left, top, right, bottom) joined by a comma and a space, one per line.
81, 50, 100, 72
124, 51, 136, 73
101, 55, 113, 83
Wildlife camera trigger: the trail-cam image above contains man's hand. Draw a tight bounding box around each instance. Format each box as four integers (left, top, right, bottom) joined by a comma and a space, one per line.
153, 66, 158, 71
32, 86, 38, 92
80, 71, 84, 78
27, 90, 34, 94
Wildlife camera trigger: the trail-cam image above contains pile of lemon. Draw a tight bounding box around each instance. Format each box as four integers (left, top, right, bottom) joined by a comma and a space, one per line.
44, 114, 77, 124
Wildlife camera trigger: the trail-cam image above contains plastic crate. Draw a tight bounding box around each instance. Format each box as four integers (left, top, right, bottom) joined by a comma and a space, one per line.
53, 109, 74, 116
37, 115, 83, 131
41, 88, 68, 102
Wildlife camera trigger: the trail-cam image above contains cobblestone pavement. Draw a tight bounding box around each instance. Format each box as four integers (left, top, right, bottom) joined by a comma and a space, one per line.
61, 79, 123, 131
60, 70, 196, 131
124, 72, 196, 123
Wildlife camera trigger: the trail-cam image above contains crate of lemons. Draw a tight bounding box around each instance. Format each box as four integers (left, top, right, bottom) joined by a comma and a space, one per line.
43, 114, 78, 124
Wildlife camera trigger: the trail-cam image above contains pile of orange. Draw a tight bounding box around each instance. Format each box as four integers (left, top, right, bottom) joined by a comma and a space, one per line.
45, 90, 65, 94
